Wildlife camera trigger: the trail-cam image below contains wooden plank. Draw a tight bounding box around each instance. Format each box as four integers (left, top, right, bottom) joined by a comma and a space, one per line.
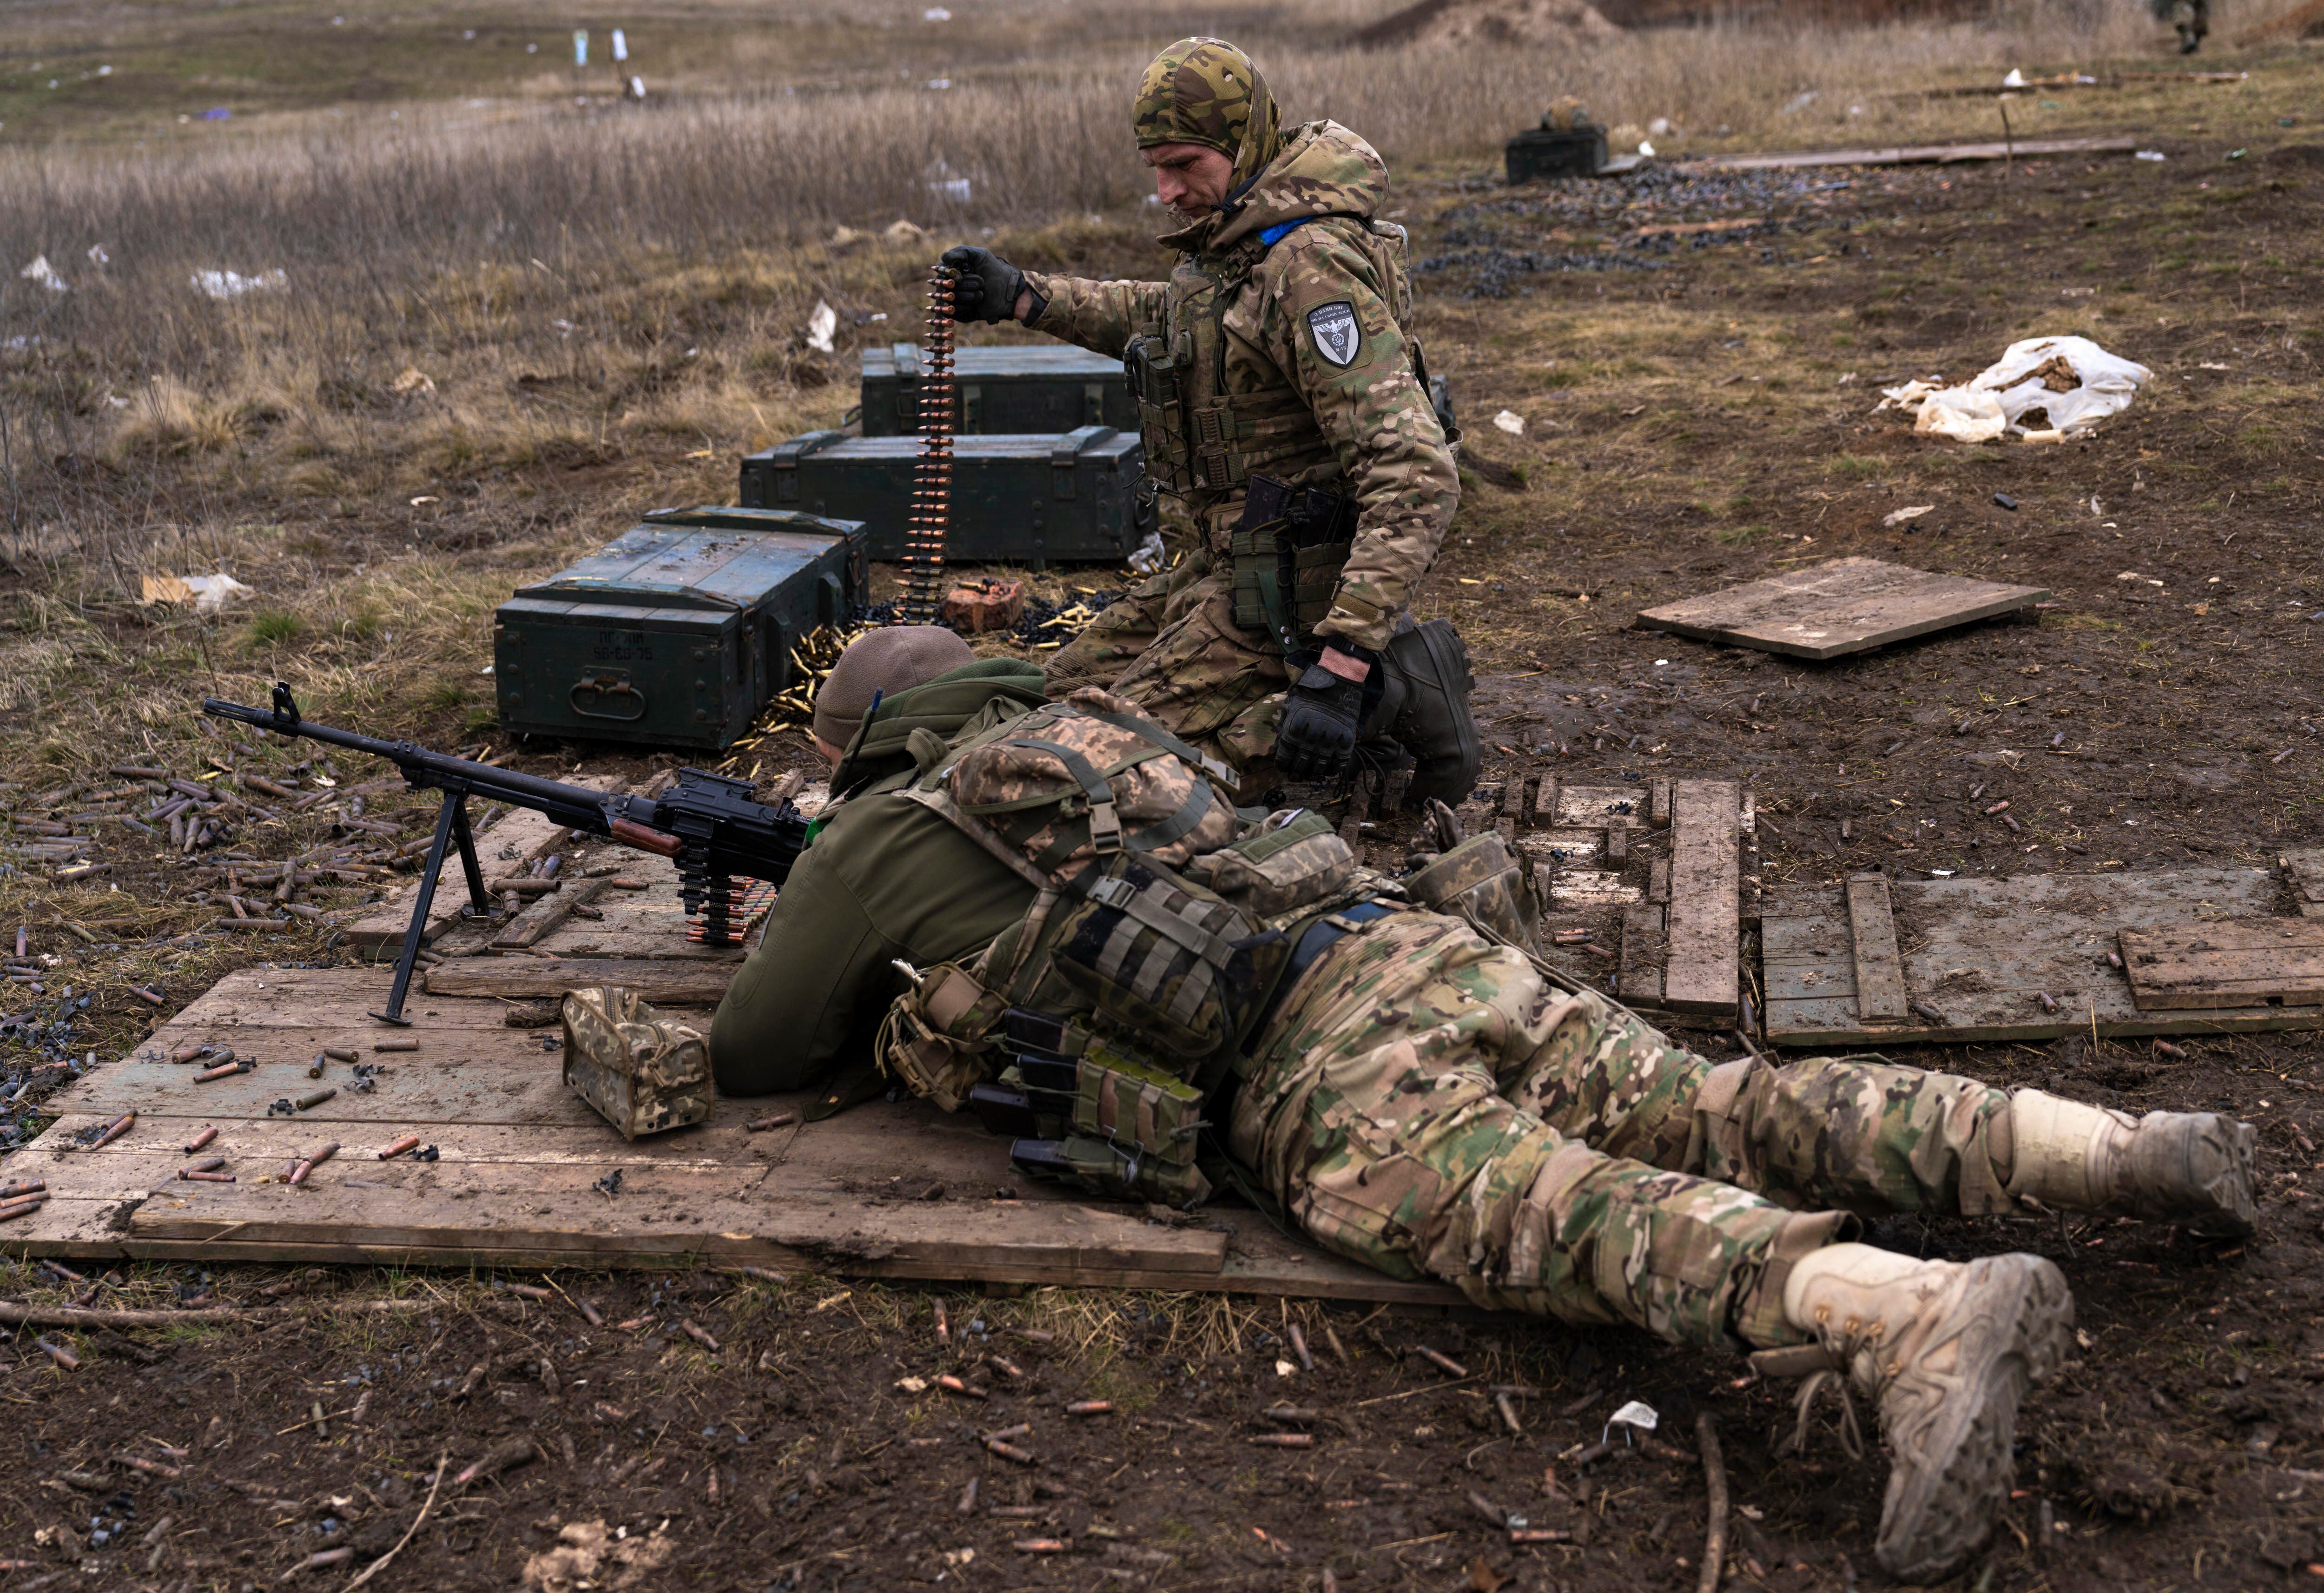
425, 958, 736, 1005
1526, 773, 1558, 829
1845, 874, 1909, 1021
494, 876, 609, 948
0, 965, 1466, 1304
1635, 557, 2048, 662
1663, 780, 1738, 1017
2119, 918, 2324, 1011
1618, 903, 1666, 1005
2284, 848, 2324, 909
1762, 866, 2324, 1045
343, 776, 620, 952
1690, 135, 2140, 172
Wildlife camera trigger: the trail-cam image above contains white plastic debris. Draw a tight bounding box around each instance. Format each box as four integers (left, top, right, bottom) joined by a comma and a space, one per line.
805, 299, 838, 354
2002, 67, 2027, 88
1126, 528, 1167, 575
611, 27, 628, 61
1780, 91, 1817, 115
1882, 505, 1935, 527
86, 244, 109, 266
191, 268, 287, 300
929, 177, 972, 202
924, 5, 952, 17
1647, 117, 1675, 138
1492, 409, 1525, 436
1878, 336, 2150, 442
140, 573, 255, 614
1607, 1400, 1659, 1437
20, 255, 68, 293
2136, 150, 2166, 162
1637, 139, 1656, 158
627, 75, 646, 100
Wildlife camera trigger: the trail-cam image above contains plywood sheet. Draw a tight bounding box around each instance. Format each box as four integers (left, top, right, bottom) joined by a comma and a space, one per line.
1635, 557, 2048, 661
2284, 848, 2324, 919
2119, 917, 2324, 1010
1762, 866, 2324, 1045
0, 968, 1460, 1304
424, 958, 737, 1005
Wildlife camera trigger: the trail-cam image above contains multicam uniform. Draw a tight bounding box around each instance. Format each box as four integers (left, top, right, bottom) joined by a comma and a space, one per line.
1026, 40, 1460, 775
718, 664, 2039, 1355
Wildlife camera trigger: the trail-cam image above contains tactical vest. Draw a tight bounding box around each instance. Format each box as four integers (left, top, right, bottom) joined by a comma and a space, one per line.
875, 688, 1374, 1206
1123, 218, 1426, 642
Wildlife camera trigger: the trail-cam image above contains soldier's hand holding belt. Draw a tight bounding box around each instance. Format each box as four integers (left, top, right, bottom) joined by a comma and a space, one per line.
1275, 644, 1380, 781
939, 245, 1042, 324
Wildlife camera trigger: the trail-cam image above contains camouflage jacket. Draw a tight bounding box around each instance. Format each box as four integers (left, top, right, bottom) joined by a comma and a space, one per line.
1023, 120, 1459, 653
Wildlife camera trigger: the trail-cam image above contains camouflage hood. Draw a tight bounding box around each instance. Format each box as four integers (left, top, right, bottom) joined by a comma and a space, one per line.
1159, 119, 1388, 257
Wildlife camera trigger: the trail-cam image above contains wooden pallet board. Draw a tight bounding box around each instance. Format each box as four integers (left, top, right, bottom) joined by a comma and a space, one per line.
1845, 874, 1909, 1021
1762, 865, 2324, 1046
2284, 848, 2324, 919
1690, 135, 2140, 172
0, 967, 1459, 1304
1663, 780, 1740, 1016
1634, 557, 2049, 661
342, 778, 621, 951
2119, 917, 2324, 1011
423, 958, 739, 1004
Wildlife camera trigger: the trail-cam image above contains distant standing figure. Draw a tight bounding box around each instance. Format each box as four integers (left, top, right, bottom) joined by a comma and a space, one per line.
2159, 0, 2210, 52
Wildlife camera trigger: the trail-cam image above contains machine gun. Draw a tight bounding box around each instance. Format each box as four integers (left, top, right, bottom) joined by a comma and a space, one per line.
203, 683, 809, 1025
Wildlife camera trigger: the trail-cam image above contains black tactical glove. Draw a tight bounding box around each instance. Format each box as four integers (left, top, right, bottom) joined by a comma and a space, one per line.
1275, 645, 1382, 783
939, 245, 1036, 325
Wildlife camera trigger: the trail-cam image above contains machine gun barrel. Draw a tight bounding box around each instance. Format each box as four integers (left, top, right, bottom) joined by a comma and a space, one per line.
201, 683, 807, 1025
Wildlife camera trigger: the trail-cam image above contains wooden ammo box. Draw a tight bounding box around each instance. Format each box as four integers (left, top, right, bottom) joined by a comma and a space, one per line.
1505, 126, 1608, 182
859, 342, 1137, 437
739, 427, 1153, 568
493, 506, 867, 751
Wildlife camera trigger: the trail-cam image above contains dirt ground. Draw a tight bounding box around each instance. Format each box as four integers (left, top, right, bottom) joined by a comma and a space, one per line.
7, 67, 2324, 1593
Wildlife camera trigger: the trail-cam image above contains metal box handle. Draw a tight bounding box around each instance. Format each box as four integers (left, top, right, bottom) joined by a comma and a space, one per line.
569, 673, 648, 722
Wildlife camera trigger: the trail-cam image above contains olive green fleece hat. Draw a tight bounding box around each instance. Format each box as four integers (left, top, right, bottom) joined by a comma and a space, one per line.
812, 625, 974, 749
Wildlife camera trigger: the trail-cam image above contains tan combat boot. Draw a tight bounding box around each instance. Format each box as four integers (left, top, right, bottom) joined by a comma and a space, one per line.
1782, 1244, 2073, 1584
2006, 1090, 2257, 1236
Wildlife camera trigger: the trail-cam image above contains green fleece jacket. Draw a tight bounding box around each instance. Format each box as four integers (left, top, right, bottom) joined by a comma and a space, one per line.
708, 660, 1048, 1096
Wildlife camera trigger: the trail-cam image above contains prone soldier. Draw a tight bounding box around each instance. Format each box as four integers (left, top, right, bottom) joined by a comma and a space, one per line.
709, 629, 2258, 1586
941, 37, 1475, 803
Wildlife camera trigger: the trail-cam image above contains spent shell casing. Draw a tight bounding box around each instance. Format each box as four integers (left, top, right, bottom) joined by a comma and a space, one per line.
985, 1355, 1026, 1382
680, 1320, 721, 1351
934, 1299, 949, 1344
0, 1195, 49, 1222
1261, 1406, 1317, 1425
1249, 1433, 1313, 1448
1418, 1346, 1469, 1379
289, 1143, 340, 1185
90, 1111, 137, 1148
1494, 1390, 1524, 1436
1287, 1322, 1314, 1371
294, 1088, 337, 1111
983, 1437, 1037, 1465
938, 1374, 988, 1401
956, 1477, 979, 1515
170, 1044, 211, 1064
745, 1112, 798, 1132
1012, 1539, 1067, 1553
322, 1047, 357, 1063
113, 1454, 180, 1479
34, 1336, 81, 1368
503, 1282, 552, 1301
180, 1171, 236, 1183
1065, 1400, 1114, 1416
184, 1126, 218, 1153
984, 1422, 1032, 1441
292, 1548, 355, 1573
194, 1060, 248, 1083
184, 1155, 226, 1173
308, 1055, 326, 1078
0, 1178, 45, 1199
373, 1039, 418, 1052
377, 1134, 422, 1160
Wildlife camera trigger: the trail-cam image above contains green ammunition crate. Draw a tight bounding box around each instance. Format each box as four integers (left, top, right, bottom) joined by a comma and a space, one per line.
494, 506, 867, 751
859, 343, 1136, 436
739, 427, 1153, 568
1505, 126, 1607, 182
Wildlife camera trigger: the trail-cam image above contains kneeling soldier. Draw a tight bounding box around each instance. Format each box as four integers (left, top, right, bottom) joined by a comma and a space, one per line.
940, 38, 1473, 802
713, 629, 2257, 1585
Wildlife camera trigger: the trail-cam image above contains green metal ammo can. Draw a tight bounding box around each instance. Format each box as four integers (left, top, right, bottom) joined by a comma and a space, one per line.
738, 426, 1153, 568
493, 506, 866, 751
858, 343, 1136, 436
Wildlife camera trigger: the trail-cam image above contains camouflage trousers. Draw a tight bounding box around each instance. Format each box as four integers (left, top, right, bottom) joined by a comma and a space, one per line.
1228, 911, 2014, 1352
1043, 546, 1215, 698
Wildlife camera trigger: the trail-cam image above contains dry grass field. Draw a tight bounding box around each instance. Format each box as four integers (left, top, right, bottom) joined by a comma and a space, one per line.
2, 3, 2323, 1588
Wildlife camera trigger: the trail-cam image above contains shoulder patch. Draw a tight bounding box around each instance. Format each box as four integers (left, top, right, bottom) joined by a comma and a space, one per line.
1306, 300, 1360, 369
